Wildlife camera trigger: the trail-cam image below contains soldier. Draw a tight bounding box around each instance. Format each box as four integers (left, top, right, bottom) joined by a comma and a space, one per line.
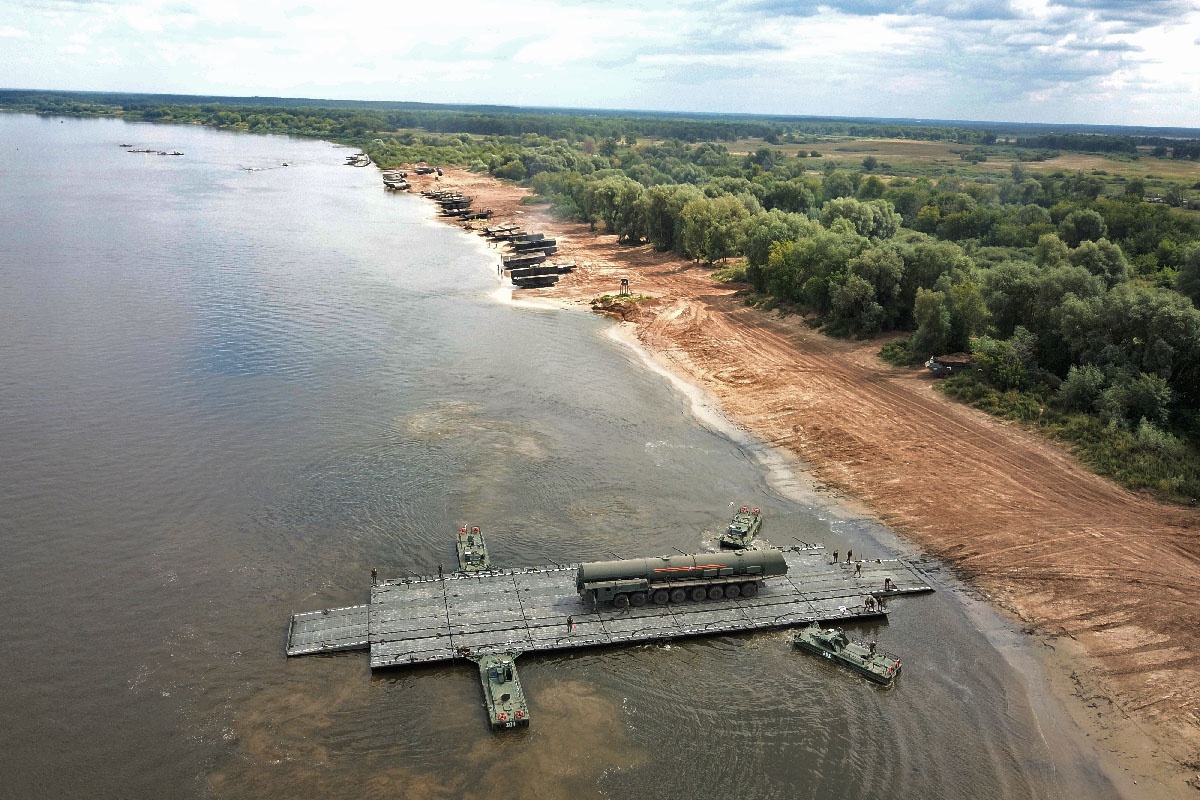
371, 567, 378, 586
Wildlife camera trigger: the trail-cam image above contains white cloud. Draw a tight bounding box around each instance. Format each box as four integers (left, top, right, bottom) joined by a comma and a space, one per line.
0, 0, 1198, 126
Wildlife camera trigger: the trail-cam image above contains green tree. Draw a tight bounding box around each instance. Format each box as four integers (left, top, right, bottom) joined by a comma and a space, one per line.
820, 197, 900, 239
911, 288, 951, 358
1034, 233, 1070, 267
679, 195, 750, 263
971, 328, 1038, 390
635, 183, 704, 252
946, 279, 988, 352
1175, 244, 1200, 306
1068, 238, 1129, 287
1058, 208, 1108, 247
829, 274, 886, 335
585, 175, 644, 242
899, 239, 971, 320
1099, 373, 1173, 426
1057, 364, 1106, 412
761, 225, 868, 308
857, 175, 886, 200
847, 244, 905, 326
822, 170, 857, 202
763, 177, 817, 213
742, 210, 818, 273
1059, 284, 1200, 407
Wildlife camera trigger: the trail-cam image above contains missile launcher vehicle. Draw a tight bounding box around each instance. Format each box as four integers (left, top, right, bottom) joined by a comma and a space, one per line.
576, 548, 787, 608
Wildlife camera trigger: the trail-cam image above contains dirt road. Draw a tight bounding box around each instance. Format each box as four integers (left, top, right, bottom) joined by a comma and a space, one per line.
407, 168, 1200, 793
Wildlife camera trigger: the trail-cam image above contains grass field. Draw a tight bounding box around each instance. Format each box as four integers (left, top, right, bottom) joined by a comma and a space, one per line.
726, 135, 1200, 194
1039, 151, 1200, 183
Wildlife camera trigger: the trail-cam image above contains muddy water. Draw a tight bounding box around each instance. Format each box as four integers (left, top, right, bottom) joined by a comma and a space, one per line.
0, 114, 1117, 799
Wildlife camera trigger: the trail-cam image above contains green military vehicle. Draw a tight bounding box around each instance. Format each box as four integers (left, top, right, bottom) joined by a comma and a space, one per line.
471, 652, 529, 730
456, 525, 491, 572
719, 505, 763, 549
793, 623, 902, 685
576, 548, 787, 608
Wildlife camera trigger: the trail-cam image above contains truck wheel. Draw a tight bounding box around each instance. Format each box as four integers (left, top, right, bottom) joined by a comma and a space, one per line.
707, 586, 725, 600
689, 587, 707, 602
630, 592, 647, 607
670, 588, 688, 604
740, 582, 758, 598
724, 583, 741, 599
613, 594, 630, 609
652, 589, 670, 605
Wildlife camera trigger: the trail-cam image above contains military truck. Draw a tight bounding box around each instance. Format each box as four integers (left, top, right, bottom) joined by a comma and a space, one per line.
576, 549, 788, 608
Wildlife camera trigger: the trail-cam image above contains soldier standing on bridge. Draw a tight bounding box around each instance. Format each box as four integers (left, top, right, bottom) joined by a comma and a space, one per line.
371, 567, 378, 586
566, 615, 573, 634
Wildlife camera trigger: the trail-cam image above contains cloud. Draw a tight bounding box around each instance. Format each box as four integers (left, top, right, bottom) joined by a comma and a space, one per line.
1052, 0, 1200, 28
745, 0, 1019, 21
0, 0, 1196, 126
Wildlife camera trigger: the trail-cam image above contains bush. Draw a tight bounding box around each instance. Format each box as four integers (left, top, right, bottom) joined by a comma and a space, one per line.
1135, 418, 1184, 455
1057, 364, 1105, 412
879, 337, 918, 366
1099, 373, 1173, 426
713, 262, 749, 283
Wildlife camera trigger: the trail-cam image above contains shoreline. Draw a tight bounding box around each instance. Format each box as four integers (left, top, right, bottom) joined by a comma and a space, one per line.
611, 301, 1168, 800
404, 166, 1200, 797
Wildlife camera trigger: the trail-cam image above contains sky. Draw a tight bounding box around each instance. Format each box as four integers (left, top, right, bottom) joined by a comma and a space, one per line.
1, 0, 1199, 128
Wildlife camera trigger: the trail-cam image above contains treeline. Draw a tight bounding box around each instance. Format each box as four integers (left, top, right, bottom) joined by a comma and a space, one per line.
1157, 140, 1200, 160
1011, 134, 1200, 161
0, 90, 1017, 146
1012, 133, 1138, 154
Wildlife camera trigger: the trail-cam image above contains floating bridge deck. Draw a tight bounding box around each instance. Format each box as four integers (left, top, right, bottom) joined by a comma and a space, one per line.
286, 548, 932, 668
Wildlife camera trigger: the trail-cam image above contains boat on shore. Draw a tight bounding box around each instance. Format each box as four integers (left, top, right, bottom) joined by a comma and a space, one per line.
719, 505, 762, 549
793, 623, 901, 685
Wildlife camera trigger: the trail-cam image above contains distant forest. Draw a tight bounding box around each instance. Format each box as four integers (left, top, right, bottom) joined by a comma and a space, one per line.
6, 89, 1199, 499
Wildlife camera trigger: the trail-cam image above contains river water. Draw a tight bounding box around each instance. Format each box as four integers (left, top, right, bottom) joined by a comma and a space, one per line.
0, 114, 1119, 799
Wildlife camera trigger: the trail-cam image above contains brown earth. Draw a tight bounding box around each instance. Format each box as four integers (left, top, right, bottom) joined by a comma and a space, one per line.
402, 167, 1200, 796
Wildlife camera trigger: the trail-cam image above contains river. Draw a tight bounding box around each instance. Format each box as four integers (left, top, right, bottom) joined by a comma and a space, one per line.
0, 113, 1118, 799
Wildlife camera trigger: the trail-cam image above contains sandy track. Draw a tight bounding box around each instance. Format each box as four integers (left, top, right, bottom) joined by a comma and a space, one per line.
407, 168, 1200, 791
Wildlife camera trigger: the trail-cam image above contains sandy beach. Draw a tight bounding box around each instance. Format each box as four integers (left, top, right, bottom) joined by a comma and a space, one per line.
407, 167, 1200, 796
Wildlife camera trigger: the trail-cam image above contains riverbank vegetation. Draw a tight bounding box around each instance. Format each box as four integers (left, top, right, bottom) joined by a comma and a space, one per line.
8, 89, 1199, 500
